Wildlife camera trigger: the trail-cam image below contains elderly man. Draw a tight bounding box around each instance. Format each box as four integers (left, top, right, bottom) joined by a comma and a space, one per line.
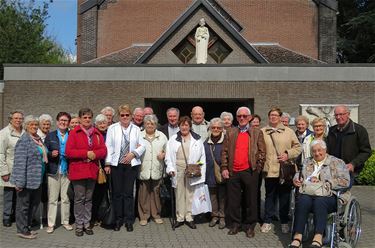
0, 111, 25, 227
327, 105, 371, 184
159, 107, 180, 139
101, 106, 115, 125
132, 107, 145, 130
191, 106, 209, 141
221, 107, 266, 238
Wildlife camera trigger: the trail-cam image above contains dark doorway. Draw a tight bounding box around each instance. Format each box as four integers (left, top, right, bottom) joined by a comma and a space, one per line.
145, 98, 254, 126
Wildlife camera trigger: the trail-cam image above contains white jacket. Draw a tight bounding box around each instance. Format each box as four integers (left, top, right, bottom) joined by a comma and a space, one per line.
165, 132, 206, 187
105, 122, 145, 167
139, 130, 168, 180
0, 125, 24, 187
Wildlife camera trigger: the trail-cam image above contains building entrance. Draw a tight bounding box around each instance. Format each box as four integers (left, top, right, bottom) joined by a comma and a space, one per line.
145, 98, 254, 125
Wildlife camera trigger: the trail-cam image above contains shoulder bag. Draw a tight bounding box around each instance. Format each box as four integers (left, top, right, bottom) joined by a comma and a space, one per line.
209, 145, 223, 183
180, 140, 201, 178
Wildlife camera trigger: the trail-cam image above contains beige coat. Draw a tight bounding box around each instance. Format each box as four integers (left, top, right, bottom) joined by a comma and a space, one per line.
261, 123, 302, 178
139, 130, 168, 180
0, 124, 24, 187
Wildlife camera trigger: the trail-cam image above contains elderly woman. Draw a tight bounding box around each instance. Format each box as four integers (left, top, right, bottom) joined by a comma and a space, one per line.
204, 117, 226, 229
0, 111, 24, 228
91, 114, 109, 226
11, 115, 48, 239
44, 112, 72, 234
37, 114, 53, 142
65, 108, 107, 237
281, 112, 291, 127
295, 115, 313, 144
138, 114, 168, 226
290, 140, 350, 248
165, 116, 206, 229
69, 114, 80, 130
301, 117, 327, 162
220, 111, 233, 130
261, 107, 302, 234
105, 104, 145, 232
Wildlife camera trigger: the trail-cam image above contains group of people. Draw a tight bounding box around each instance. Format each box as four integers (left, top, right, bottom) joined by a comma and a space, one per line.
0, 104, 371, 247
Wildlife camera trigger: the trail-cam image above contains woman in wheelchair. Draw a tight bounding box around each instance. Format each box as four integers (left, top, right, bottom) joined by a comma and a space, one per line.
290, 140, 350, 248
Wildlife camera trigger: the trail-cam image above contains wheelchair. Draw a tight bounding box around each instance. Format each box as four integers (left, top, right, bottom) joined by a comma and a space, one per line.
290, 188, 361, 248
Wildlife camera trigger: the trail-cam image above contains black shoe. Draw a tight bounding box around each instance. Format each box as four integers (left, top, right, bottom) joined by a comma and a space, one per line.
75, 229, 83, 237
185, 221, 196, 229
228, 226, 240, 235
125, 223, 133, 232
309, 241, 322, 248
173, 221, 184, 228
113, 223, 121, 231
3, 220, 11, 227
84, 227, 94, 235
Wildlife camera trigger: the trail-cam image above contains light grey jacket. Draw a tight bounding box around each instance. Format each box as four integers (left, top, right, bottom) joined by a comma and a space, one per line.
0, 125, 24, 187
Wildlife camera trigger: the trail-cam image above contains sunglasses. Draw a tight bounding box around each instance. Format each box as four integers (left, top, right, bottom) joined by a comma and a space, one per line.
236, 115, 249, 119
120, 114, 131, 117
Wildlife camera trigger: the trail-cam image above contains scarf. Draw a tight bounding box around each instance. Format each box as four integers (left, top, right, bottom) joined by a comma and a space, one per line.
30, 134, 48, 164
210, 134, 221, 144
57, 130, 69, 175
80, 125, 95, 148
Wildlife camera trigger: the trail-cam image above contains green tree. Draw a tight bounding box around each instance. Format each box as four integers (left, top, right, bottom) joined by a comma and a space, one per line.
0, 0, 70, 79
337, 0, 375, 62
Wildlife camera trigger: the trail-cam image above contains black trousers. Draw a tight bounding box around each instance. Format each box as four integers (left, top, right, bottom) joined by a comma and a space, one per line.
16, 186, 41, 234
111, 164, 139, 225
226, 169, 258, 230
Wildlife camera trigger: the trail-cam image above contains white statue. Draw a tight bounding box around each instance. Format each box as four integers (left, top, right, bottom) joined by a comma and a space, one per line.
195, 18, 209, 64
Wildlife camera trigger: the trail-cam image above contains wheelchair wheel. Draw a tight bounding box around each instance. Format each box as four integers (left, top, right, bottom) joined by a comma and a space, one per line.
337, 241, 352, 248
343, 197, 361, 247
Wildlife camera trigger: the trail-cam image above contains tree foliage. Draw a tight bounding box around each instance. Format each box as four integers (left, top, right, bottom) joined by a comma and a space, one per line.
0, 0, 70, 79
337, 0, 375, 63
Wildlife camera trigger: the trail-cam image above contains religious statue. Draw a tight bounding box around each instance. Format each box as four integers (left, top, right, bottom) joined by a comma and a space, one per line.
195, 18, 209, 64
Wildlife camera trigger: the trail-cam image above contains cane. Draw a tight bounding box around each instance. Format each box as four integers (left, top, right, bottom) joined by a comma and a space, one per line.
169, 176, 176, 231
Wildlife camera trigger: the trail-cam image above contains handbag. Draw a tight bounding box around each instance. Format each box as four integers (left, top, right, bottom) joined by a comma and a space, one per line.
269, 132, 296, 185
209, 145, 223, 184
97, 161, 107, 184
180, 140, 202, 178
100, 176, 115, 228
300, 181, 332, 197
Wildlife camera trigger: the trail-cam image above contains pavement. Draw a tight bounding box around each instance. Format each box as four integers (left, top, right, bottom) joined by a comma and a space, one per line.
0, 186, 374, 248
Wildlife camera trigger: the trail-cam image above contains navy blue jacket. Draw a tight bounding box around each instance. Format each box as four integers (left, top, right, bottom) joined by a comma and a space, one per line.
44, 130, 69, 175
204, 133, 224, 187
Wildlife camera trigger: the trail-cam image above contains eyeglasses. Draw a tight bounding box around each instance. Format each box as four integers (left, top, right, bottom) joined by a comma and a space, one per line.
59, 119, 69, 122
334, 112, 348, 117
236, 115, 249, 119
120, 114, 130, 117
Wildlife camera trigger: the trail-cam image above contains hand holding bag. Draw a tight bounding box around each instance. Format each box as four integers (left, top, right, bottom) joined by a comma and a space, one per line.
180, 140, 202, 178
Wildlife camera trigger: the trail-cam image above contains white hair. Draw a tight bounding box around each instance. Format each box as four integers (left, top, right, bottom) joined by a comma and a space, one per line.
166, 107, 180, 115
236, 107, 251, 115
101, 106, 115, 115
133, 107, 144, 115
143, 114, 158, 126
24, 115, 39, 130
39, 114, 53, 124
310, 139, 327, 153
220, 111, 233, 122
95, 114, 107, 124
209, 117, 223, 128
281, 112, 291, 119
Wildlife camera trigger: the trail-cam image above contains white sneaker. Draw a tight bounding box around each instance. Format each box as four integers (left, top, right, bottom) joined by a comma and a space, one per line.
154, 218, 163, 224
281, 224, 289, 234
46, 226, 54, 234
261, 223, 272, 233
63, 224, 73, 231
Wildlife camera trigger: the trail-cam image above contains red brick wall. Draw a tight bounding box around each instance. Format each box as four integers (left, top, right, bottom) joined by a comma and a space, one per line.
78, 0, 320, 62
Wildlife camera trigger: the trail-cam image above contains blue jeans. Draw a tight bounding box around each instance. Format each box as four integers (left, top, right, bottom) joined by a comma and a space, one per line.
293, 194, 336, 234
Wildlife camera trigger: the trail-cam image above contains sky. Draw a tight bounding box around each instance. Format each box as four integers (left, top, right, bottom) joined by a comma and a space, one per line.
37, 0, 77, 57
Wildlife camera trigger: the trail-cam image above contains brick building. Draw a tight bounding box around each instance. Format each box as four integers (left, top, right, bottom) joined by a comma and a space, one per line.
77, 0, 338, 64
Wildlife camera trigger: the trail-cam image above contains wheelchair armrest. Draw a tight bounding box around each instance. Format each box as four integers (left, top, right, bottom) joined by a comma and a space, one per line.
334, 186, 351, 196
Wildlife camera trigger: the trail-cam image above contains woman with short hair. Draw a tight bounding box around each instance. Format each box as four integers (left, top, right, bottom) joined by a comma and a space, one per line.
37, 114, 53, 142
220, 112, 233, 129
44, 112, 72, 234
105, 104, 146, 232
65, 108, 107, 237
138, 114, 168, 226
11, 115, 48, 239
165, 116, 206, 229
204, 117, 226, 229
301, 117, 327, 162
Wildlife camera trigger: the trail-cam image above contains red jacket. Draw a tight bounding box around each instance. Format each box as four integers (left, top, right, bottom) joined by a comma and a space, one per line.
66, 125, 107, 181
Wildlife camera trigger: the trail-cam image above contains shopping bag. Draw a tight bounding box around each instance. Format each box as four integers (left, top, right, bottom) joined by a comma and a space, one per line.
191, 183, 212, 215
